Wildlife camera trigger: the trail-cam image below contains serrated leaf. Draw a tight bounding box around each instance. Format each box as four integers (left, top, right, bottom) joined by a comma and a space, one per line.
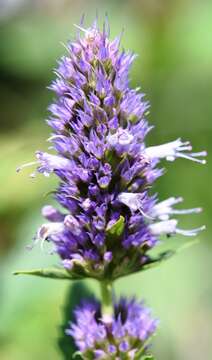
115, 239, 199, 280
142, 250, 175, 271
114, 250, 175, 280
106, 215, 125, 237
142, 238, 199, 272
13, 267, 82, 280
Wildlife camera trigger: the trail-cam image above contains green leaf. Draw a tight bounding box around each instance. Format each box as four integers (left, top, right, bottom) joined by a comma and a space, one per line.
73, 351, 83, 359
114, 239, 200, 281
142, 238, 199, 272
106, 215, 125, 237
58, 282, 93, 359
142, 250, 175, 271
134, 333, 156, 359
13, 267, 82, 280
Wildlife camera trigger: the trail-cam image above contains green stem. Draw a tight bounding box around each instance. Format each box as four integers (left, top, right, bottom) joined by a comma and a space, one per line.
100, 280, 113, 318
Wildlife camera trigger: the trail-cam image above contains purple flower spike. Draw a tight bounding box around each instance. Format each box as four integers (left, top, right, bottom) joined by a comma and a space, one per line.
67, 297, 158, 359
23, 19, 205, 280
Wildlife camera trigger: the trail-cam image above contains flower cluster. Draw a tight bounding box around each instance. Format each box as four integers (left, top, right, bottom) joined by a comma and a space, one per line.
18, 20, 205, 282
17, 18, 206, 360
66, 297, 158, 359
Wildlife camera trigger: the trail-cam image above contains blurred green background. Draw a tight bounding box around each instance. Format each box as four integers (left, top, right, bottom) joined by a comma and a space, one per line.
0, 0, 211, 359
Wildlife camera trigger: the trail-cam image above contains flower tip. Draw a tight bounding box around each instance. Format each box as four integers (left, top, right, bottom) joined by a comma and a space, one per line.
101, 313, 113, 324
73, 23, 86, 33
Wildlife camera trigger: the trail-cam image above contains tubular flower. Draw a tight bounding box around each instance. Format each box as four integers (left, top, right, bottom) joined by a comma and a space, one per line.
21, 20, 205, 280
66, 297, 158, 359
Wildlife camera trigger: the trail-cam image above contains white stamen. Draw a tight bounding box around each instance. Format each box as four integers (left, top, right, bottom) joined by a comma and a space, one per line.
74, 24, 100, 43
145, 138, 207, 164
150, 197, 202, 220
176, 225, 206, 237
47, 135, 63, 142
172, 207, 202, 215
16, 161, 38, 173
73, 24, 88, 34
149, 219, 205, 237
176, 152, 207, 164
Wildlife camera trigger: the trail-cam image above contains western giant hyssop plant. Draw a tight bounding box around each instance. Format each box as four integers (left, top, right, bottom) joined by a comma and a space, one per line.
16, 18, 206, 359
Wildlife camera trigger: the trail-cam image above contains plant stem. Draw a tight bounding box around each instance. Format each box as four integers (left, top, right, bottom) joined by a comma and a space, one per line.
100, 280, 113, 318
